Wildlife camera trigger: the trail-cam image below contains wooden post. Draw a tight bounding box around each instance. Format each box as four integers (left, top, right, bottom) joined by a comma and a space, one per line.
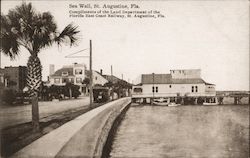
89, 40, 93, 107
152, 73, 155, 100
181, 97, 184, 105
194, 98, 198, 105
234, 97, 237, 105
69, 88, 72, 99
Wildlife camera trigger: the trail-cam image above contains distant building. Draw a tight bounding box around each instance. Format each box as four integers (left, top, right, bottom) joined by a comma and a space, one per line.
102, 75, 120, 84
132, 69, 216, 98
48, 64, 109, 94
85, 69, 108, 86
0, 66, 27, 92
48, 63, 86, 92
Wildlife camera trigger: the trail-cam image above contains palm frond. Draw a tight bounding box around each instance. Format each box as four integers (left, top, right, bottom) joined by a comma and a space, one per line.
55, 23, 80, 46
1, 2, 80, 58
0, 15, 20, 59
32, 12, 57, 52
0, 33, 20, 59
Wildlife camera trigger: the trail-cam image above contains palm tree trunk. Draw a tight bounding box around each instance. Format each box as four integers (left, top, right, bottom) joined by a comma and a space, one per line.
32, 92, 39, 131
27, 55, 42, 132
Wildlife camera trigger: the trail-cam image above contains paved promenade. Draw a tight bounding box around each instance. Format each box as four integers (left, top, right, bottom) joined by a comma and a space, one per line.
0, 97, 90, 129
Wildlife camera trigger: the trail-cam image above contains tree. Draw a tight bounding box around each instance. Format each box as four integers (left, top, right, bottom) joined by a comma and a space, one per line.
82, 78, 90, 86
82, 78, 90, 95
0, 3, 80, 131
104, 81, 114, 100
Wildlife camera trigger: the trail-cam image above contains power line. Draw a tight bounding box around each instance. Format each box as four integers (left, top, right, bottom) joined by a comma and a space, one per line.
65, 56, 89, 58
65, 48, 89, 58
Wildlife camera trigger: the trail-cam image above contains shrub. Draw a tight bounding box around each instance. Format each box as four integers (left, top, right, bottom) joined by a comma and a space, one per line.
64, 84, 81, 99
2, 89, 16, 104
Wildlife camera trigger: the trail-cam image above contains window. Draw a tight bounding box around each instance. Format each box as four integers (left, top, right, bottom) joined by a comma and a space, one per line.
69, 78, 74, 83
62, 72, 68, 76
54, 78, 60, 84
134, 88, 142, 93
62, 78, 68, 83
76, 78, 82, 83
95, 76, 98, 80
155, 86, 158, 93
191, 86, 194, 92
195, 86, 198, 92
169, 85, 172, 88
75, 69, 83, 75
152, 86, 155, 92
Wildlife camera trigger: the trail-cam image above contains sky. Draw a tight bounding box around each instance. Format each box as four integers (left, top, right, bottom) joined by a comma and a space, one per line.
1, 0, 249, 91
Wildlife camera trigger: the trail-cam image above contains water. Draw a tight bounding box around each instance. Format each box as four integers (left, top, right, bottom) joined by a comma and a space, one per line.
110, 104, 249, 158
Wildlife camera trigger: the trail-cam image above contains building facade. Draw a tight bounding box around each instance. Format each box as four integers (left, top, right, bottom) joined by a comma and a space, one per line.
85, 70, 109, 86
132, 69, 216, 98
48, 64, 109, 94
48, 63, 86, 92
0, 66, 27, 92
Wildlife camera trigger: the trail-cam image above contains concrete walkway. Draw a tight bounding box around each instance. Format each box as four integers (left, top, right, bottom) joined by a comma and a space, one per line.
12, 98, 131, 158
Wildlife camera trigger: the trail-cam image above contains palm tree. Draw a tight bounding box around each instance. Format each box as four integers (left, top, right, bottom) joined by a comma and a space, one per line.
0, 3, 80, 131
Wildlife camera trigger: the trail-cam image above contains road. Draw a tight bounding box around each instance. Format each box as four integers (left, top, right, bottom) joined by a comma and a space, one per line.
0, 97, 90, 129
110, 104, 249, 158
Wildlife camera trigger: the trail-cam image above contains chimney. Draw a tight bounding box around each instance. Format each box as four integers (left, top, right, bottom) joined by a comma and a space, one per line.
49, 64, 55, 75
100, 69, 103, 75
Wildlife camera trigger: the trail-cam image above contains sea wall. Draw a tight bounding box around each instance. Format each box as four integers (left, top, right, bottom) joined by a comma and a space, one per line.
12, 97, 131, 158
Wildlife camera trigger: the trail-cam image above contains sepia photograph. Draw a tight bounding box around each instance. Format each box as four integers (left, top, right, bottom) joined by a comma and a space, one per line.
0, 0, 249, 157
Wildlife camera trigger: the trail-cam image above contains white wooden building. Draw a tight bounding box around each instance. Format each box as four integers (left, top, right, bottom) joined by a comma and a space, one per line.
132, 69, 216, 99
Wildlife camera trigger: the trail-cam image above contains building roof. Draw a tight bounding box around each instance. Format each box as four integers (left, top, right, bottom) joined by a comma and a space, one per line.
51, 67, 74, 77
205, 82, 215, 85
142, 74, 172, 84
102, 75, 121, 83
141, 74, 206, 84
85, 70, 104, 77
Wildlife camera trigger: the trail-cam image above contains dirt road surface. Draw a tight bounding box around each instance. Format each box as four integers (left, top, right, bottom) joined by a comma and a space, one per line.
0, 97, 89, 129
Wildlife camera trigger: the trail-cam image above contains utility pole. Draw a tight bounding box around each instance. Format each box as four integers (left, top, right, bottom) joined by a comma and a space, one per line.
64, 41, 93, 107
89, 40, 93, 107
110, 65, 114, 100
111, 65, 113, 77
153, 73, 155, 100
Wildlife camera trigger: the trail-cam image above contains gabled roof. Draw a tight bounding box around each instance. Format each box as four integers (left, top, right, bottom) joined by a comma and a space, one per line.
51, 67, 74, 77
141, 74, 206, 84
85, 70, 105, 78
205, 82, 215, 85
102, 75, 121, 83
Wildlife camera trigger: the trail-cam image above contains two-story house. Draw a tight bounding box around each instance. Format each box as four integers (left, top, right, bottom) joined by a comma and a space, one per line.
48, 63, 86, 93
